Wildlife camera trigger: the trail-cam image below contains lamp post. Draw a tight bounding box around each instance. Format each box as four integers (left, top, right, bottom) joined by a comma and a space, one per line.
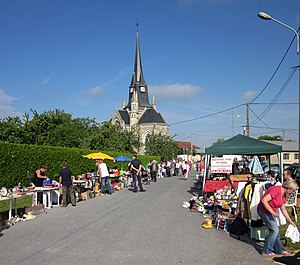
258, 11, 300, 163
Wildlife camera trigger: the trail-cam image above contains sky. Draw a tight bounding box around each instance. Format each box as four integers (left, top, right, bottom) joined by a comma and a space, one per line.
0, 0, 299, 150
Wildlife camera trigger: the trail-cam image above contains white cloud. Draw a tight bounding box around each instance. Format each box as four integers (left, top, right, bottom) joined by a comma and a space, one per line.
75, 86, 105, 107
86, 86, 104, 97
243, 90, 257, 100
0, 89, 20, 118
150, 83, 201, 101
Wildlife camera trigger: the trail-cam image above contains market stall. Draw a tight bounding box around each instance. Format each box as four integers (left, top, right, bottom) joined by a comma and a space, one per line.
203, 134, 282, 194
193, 134, 283, 237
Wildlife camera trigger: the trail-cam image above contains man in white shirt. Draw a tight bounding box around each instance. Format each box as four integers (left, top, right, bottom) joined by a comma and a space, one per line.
97, 159, 113, 195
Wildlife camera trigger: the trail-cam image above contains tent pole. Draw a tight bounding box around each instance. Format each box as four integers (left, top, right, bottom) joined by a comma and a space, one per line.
202, 154, 210, 195
279, 152, 284, 183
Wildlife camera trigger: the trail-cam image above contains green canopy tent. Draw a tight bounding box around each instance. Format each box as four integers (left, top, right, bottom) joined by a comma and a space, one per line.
205, 134, 282, 155
203, 134, 283, 193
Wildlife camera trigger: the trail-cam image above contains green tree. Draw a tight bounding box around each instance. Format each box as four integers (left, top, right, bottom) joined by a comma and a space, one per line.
22, 109, 100, 148
144, 132, 179, 161
213, 137, 225, 145
258, 135, 283, 141
0, 116, 25, 143
90, 122, 139, 153
0, 109, 140, 152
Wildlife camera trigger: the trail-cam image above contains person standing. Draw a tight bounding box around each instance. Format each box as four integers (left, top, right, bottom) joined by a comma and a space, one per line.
33, 165, 48, 204
232, 157, 240, 175
283, 169, 292, 181
59, 160, 76, 207
130, 155, 146, 192
175, 160, 180, 176
184, 161, 190, 180
257, 179, 298, 257
97, 159, 113, 195
150, 160, 158, 182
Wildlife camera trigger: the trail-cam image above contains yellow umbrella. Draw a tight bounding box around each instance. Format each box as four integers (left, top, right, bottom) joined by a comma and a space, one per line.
83, 152, 115, 161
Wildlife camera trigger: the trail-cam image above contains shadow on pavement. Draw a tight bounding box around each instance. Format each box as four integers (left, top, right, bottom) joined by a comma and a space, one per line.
229, 232, 264, 255
0, 224, 10, 238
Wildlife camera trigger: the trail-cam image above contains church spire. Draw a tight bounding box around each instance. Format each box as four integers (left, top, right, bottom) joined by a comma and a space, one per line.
152, 95, 156, 111
126, 29, 151, 110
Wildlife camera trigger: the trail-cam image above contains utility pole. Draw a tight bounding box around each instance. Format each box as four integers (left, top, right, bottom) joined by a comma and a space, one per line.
246, 103, 250, 136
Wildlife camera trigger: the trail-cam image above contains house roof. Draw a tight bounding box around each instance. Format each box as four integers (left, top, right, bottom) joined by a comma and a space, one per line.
138, 108, 166, 124
177, 141, 200, 150
205, 134, 282, 155
263, 140, 298, 152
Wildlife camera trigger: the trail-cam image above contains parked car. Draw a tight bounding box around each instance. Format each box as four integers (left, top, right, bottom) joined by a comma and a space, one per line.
286, 164, 300, 183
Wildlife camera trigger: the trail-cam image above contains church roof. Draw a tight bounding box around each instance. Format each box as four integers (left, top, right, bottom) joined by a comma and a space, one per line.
138, 108, 167, 124
118, 110, 130, 124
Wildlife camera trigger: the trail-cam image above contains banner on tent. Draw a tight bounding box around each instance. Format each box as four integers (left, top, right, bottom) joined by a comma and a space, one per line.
211, 157, 232, 173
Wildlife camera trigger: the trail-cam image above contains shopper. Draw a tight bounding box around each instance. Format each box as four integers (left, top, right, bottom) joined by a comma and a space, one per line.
283, 169, 292, 181
130, 155, 146, 192
183, 161, 190, 180
150, 160, 158, 182
59, 160, 76, 207
97, 159, 113, 195
257, 179, 298, 257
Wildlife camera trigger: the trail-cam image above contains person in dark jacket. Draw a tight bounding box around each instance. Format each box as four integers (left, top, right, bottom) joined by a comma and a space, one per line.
130, 155, 146, 192
59, 160, 76, 207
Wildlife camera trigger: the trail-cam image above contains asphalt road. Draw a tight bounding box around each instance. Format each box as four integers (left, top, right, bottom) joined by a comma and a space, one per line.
0, 172, 273, 265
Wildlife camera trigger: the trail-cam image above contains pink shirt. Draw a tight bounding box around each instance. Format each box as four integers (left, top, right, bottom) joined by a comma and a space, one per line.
258, 186, 286, 214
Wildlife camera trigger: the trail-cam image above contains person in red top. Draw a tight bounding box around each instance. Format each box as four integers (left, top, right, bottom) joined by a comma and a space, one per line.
257, 179, 298, 258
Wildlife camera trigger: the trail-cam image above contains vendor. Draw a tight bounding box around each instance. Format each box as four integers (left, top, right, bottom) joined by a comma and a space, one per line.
232, 157, 240, 175
33, 165, 48, 204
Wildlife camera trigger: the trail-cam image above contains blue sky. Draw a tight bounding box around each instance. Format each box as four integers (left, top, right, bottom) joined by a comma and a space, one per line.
0, 0, 299, 150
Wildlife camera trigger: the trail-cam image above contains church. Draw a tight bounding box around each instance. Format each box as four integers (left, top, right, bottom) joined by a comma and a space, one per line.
111, 31, 169, 153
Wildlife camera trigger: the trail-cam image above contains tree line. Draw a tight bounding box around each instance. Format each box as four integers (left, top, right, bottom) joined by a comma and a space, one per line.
0, 109, 179, 160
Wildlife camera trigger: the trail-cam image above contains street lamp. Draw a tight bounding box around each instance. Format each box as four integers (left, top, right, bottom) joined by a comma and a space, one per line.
258, 11, 300, 163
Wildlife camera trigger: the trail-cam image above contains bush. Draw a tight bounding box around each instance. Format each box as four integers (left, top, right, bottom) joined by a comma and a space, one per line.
0, 142, 160, 188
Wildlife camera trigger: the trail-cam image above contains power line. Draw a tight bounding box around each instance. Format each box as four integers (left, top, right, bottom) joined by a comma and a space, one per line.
251, 67, 297, 125
168, 34, 296, 128
169, 104, 245, 126
250, 34, 296, 103
249, 106, 276, 132
251, 102, 298, 105
250, 125, 298, 132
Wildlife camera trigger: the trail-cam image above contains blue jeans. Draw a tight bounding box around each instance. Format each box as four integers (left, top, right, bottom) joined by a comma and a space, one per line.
257, 208, 284, 254
132, 173, 143, 191
101, 176, 112, 194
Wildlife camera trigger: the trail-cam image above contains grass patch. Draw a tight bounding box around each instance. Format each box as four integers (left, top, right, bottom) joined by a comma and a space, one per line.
279, 207, 300, 252
0, 195, 33, 225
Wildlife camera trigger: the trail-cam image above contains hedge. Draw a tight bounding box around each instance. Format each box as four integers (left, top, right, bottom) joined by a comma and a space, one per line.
0, 142, 160, 188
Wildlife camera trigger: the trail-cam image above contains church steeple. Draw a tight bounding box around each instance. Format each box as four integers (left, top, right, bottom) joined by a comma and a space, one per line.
126, 30, 151, 110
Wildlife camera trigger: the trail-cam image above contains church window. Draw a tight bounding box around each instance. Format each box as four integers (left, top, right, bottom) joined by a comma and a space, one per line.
140, 86, 146, 92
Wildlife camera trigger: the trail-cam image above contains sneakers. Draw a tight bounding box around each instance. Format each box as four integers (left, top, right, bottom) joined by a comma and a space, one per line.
281, 251, 293, 256
140, 189, 146, 192
262, 253, 278, 258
